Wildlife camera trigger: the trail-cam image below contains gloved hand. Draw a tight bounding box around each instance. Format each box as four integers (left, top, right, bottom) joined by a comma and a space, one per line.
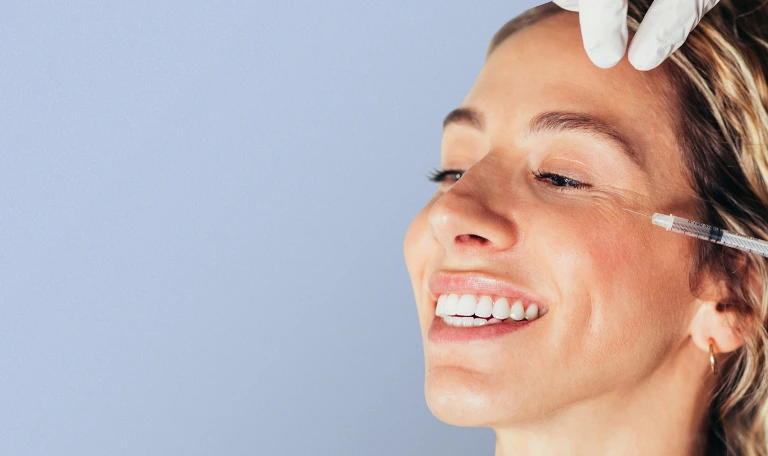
552, 0, 720, 70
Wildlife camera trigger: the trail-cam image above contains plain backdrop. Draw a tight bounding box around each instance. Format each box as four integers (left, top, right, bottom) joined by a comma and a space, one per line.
1, 1, 544, 454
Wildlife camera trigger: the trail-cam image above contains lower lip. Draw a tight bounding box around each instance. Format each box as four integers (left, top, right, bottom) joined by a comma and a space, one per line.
428, 315, 533, 343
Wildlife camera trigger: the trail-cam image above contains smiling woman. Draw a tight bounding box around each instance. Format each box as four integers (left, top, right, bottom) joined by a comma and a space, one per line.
403, 1, 768, 455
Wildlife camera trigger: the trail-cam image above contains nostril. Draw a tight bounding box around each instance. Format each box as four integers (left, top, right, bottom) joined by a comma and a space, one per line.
456, 234, 489, 245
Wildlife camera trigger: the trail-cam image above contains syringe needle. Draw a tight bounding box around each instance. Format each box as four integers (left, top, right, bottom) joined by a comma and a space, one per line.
622, 208, 652, 218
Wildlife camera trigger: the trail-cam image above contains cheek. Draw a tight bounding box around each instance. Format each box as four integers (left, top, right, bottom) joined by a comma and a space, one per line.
539, 215, 641, 285
582, 218, 692, 305
546, 213, 687, 292
582, 221, 641, 276
404, 199, 435, 278
539, 214, 692, 351
404, 197, 440, 330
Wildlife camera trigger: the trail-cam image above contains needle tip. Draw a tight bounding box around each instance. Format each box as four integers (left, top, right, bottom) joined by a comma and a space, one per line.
622, 208, 652, 218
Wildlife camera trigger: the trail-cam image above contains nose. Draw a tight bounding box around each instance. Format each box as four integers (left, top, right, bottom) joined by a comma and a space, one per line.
428, 162, 519, 255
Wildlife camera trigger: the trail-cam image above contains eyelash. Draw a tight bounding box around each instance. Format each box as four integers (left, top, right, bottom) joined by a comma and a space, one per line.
427, 168, 591, 190
531, 170, 591, 190
427, 168, 464, 184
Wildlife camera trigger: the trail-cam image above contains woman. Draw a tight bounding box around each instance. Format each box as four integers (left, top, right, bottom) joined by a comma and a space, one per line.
403, 1, 768, 454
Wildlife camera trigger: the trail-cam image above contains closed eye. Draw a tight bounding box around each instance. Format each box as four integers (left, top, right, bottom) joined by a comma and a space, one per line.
532, 170, 590, 190
427, 168, 590, 190
427, 168, 464, 184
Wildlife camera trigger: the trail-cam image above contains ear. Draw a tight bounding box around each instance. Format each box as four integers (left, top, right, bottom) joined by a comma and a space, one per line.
688, 280, 746, 355
689, 301, 745, 354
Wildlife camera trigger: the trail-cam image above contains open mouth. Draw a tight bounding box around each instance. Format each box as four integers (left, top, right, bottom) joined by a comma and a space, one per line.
435, 293, 548, 327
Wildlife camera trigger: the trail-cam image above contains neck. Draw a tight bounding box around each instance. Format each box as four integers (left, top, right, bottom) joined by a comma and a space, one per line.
494, 343, 714, 456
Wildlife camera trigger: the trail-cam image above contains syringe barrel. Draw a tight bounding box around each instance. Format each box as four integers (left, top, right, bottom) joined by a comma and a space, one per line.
667, 215, 724, 242
719, 231, 768, 257
653, 213, 768, 258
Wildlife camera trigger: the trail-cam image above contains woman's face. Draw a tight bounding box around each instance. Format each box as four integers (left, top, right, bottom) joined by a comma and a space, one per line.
403, 13, 704, 427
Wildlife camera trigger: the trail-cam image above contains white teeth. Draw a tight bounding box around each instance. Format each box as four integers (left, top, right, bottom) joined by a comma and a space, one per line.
436, 295, 447, 316
457, 294, 477, 316
510, 299, 525, 321
476, 296, 493, 318
436, 293, 549, 326
491, 297, 511, 319
443, 294, 459, 316
525, 303, 539, 321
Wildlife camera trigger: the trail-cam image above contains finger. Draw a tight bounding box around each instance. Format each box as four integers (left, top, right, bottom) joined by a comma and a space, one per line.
628, 0, 720, 71
578, 0, 629, 69
552, 0, 580, 12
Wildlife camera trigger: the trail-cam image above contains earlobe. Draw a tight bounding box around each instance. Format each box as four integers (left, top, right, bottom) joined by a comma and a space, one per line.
689, 300, 746, 355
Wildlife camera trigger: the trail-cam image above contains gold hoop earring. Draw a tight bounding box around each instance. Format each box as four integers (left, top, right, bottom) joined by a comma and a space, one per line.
708, 338, 718, 374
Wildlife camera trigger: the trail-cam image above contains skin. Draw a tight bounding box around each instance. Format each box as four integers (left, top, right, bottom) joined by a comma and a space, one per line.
403, 12, 743, 456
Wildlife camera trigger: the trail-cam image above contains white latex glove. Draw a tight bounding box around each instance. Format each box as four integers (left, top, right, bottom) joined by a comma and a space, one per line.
552, 0, 720, 70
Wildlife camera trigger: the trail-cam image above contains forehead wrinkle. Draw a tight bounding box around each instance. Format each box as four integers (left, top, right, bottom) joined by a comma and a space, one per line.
527, 111, 644, 169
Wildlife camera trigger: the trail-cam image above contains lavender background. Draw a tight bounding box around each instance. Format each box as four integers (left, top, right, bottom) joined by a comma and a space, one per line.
1, 1, 542, 454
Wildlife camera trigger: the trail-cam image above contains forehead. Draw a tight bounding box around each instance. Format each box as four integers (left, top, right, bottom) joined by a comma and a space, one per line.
462, 12, 682, 180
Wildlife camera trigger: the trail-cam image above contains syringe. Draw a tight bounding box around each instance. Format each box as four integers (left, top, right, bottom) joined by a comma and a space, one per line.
623, 209, 768, 258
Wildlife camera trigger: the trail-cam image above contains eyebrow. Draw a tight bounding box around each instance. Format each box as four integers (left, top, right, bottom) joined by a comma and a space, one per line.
528, 111, 642, 168
443, 107, 485, 131
442, 107, 642, 168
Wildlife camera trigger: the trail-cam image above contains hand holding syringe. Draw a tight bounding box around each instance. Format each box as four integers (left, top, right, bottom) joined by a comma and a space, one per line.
624, 209, 768, 258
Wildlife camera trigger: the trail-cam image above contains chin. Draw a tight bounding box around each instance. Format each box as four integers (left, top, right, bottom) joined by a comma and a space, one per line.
424, 370, 537, 427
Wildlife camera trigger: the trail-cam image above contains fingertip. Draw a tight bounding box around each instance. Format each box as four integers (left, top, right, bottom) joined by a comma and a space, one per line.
578, 0, 629, 69
551, 0, 580, 12
587, 51, 623, 69
585, 39, 626, 69
627, 0, 711, 71
628, 39, 671, 71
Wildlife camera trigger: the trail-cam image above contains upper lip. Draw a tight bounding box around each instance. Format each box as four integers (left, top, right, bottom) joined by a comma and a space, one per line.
428, 270, 544, 305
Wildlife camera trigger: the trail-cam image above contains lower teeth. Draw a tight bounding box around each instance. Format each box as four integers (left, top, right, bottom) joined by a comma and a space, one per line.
442, 316, 516, 327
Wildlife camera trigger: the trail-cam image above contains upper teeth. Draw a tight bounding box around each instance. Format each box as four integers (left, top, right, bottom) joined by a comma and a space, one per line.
436, 293, 546, 321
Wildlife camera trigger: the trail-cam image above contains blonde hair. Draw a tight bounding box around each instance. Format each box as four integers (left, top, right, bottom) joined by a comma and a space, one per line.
488, 2, 768, 455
